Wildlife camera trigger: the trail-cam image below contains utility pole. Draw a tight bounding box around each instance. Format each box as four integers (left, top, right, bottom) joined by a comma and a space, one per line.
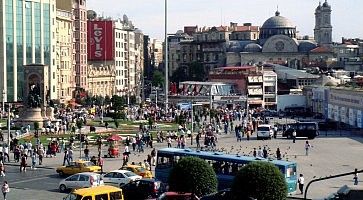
1, 90, 4, 120
164, 0, 169, 111
7, 103, 11, 148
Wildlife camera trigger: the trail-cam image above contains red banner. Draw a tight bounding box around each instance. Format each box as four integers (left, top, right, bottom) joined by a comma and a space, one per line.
87, 21, 114, 61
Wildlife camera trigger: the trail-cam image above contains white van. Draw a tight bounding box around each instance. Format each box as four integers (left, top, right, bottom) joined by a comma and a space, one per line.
257, 124, 273, 140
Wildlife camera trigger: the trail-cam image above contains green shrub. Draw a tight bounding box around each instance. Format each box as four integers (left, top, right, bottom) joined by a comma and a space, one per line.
231, 161, 287, 200
168, 157, 217, 196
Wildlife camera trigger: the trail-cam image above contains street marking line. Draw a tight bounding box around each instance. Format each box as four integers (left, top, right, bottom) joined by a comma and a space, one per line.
10, 173, 58, 184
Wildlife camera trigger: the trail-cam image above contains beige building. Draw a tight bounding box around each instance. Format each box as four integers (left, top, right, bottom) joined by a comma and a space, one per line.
56, 0, 88, 96
56, 9, 74, 103
88, 64, 115, 97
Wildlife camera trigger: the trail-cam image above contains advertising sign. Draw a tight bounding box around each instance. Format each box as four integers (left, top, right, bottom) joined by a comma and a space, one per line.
88, 21, 114, 61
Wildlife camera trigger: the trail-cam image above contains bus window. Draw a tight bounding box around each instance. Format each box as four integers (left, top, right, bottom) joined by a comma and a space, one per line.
157, 156, 173, 168
222, 162, 231, 175
286, 165, 297, 179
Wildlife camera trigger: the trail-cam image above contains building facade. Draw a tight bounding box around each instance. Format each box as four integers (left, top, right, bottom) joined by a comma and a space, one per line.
87, 64, 115, 97
87, 16, 143, 99
0, 0, 57, 102
56, 8, 73, 103
73, 0, 87, 91
226, 1, 334, 70
314, 0, 333, 47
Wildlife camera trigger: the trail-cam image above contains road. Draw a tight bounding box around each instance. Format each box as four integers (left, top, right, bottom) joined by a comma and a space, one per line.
1, 117, 362, 200
1, 165, 65, 199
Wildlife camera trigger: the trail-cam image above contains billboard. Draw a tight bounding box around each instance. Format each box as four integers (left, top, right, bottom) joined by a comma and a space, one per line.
88, 21, 114, 61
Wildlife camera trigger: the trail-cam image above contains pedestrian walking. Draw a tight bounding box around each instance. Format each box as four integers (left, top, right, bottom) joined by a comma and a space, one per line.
31, 152, 37, 170
263, 147, 268, 159
292, 129, 297, 143
20, 154, 27, 172
298, 174, 304, 194
276, 148, 281, 160
151, 148, 156, 166
0, 162, 5, 177
167, 137, 172, 148
63, 149, 69, 166
305, 141, 311, 156
353, 173, 359, 185
98, 154, 104, 174
273, 126, 278, 139
84, 147, 90, 161
1, 181, 9, 200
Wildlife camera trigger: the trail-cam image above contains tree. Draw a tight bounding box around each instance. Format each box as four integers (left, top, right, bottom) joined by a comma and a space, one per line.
188, 62, 206, 81
231, 161, 287, 200
111, 95, 125, 111
152, 70, 165, 88
171, 66, 188, 83
168, 157, 217, 196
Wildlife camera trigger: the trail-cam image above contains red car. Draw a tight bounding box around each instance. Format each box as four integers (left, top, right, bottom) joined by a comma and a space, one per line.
158, 192, 200, 200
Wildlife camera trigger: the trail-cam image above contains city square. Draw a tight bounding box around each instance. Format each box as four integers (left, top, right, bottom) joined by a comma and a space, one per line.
0, 0, 362, 199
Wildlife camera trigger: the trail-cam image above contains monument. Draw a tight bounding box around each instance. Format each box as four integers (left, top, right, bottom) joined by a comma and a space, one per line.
16, 64, 50, 128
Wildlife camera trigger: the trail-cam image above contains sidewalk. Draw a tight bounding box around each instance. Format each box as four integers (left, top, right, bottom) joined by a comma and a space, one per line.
7, 187, 65, 200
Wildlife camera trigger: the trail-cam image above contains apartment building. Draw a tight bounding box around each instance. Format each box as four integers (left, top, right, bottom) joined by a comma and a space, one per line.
56, 8, 73, 103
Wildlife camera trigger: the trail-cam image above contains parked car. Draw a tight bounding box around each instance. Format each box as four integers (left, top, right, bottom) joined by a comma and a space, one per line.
56, 160, 102, 176
102, 170, 142, 187
256, 124, 273, 140
58, 172, 104, 193
121, 178, 165, 200
158, 192, 200, 200
120, 164, 153, 178
200, 188, 232, 200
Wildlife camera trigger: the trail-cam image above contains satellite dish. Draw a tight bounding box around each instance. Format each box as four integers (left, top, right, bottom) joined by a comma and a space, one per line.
87, 10, 97, 19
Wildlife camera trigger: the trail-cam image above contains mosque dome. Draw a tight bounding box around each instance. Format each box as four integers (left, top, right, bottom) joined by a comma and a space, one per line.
244, 43, 262, 52
259, 11, 297, 42
298, 41, 317, 52
261, 11, 295, 29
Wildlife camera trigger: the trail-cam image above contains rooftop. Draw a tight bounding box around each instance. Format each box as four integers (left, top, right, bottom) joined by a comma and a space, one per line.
273, 64, 320, 79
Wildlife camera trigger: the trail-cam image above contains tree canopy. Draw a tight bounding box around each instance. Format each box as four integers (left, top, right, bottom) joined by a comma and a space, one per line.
168, 157, 218, 196
231, 161, 288, 200
152, 70, 165, 88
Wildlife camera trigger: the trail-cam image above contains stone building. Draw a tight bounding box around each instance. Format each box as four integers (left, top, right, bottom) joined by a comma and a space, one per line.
87, 64, 115, 97
226, 1, 334, 70
56, 8, 74, 103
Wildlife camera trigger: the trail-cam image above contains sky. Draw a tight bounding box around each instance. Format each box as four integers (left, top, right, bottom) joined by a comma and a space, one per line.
87, 0, 363, 42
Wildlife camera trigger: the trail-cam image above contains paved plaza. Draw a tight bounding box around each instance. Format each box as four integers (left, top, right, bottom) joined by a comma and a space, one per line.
2, 121, 363, 199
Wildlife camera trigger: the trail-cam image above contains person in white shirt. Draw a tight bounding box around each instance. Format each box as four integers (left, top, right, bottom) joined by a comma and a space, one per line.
305, 141, 311, 156
298, 174, 305, 194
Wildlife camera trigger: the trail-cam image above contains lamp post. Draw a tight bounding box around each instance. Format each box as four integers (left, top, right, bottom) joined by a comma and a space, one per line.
7, 103, 11, 148
164, 0, 169, 111
1, 90, 4, 120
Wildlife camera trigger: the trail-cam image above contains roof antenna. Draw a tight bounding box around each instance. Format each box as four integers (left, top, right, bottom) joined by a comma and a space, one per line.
275, 5, 280, 16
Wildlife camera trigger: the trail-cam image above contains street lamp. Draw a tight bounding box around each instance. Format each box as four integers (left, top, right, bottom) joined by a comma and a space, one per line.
164, 0, 169, 111
1, 90, 4, 120
7, 103, 11, 148
191, 103, 202, 145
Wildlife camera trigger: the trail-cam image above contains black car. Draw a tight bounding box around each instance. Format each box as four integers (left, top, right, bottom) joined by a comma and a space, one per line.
121, 179, 166, 200
200, 188, 232, 200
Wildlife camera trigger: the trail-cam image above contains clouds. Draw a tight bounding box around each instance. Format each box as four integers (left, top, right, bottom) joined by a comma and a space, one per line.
87, 0, 363, 41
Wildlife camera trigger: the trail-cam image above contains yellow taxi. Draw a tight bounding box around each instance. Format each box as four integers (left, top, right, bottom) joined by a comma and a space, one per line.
63, 185, 124, 200
120, 164, 153, 178
57, 160, 101, 176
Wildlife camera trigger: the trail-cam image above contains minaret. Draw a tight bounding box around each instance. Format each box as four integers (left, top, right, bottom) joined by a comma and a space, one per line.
314, 0, 333, 47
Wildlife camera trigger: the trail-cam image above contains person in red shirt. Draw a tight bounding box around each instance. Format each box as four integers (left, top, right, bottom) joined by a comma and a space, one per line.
98, 154, 104, 174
